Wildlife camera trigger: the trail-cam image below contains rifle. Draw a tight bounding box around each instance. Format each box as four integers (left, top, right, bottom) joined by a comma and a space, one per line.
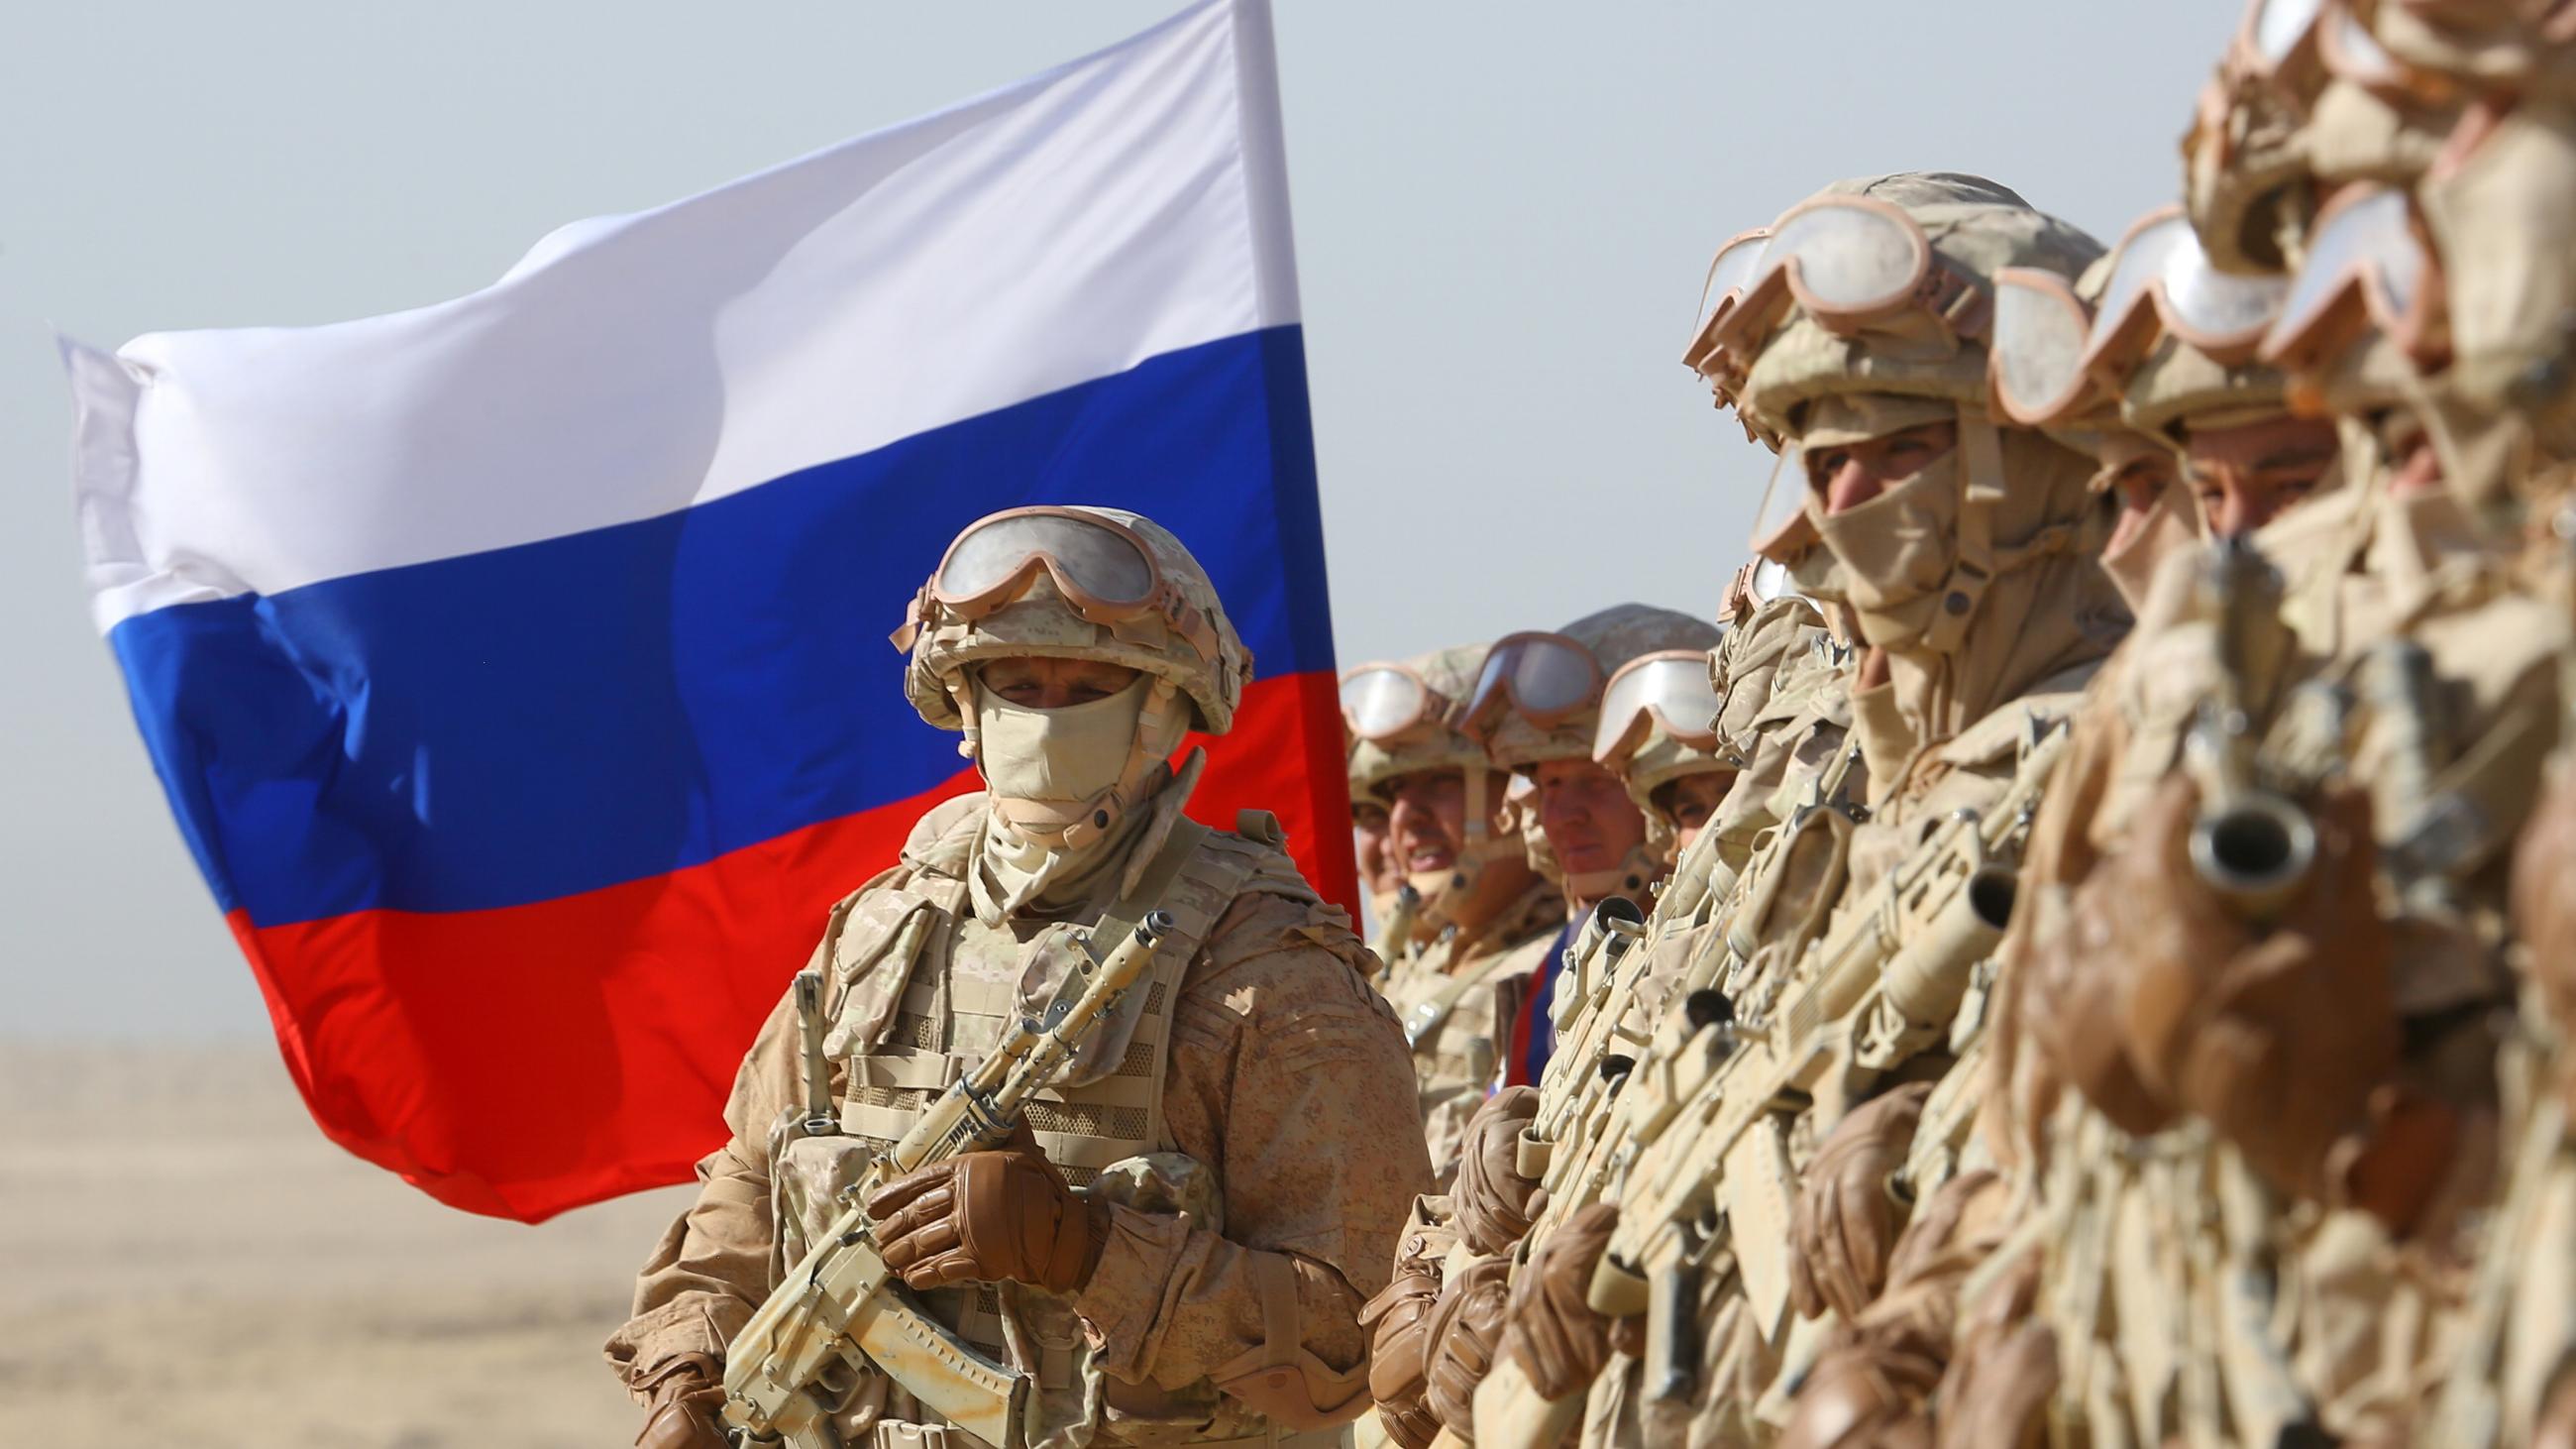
723, 909, 1179, 1449
1373, 881, 1423, 974
2181, 536, 2318, 923
1471, 719, 2064, 1449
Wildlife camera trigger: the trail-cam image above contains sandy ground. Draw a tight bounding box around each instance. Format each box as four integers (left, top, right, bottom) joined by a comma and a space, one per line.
0, 1039, 698, 1447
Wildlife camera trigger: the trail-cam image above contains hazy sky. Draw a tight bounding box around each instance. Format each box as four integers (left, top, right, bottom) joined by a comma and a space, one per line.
1, 0, 2237, 1038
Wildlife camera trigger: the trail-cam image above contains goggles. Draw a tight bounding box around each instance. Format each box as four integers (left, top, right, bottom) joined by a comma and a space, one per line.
1593, 651, 1726, 767
1681, 227, 1775, 390
1988, 208, 2292, 425
1462, 631, 1605, 735
1340, 662, 1448, 741
2256, 184, 2443, 373
1703, 196, 1973, 362
898, 506, 1220, 664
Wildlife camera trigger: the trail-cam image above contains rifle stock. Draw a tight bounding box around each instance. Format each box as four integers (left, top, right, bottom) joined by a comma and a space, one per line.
723, 910, 1178, 1448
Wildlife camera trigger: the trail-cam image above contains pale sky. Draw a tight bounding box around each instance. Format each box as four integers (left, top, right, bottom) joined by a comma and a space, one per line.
0, 0, 2237, 1037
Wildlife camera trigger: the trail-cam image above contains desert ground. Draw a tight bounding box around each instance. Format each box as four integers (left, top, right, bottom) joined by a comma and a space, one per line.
0, 1039, 698, 1447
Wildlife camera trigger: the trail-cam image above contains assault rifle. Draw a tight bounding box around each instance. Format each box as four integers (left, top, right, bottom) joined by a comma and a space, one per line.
1472, 719, 2064, 1449
722, 910, 1178, 1449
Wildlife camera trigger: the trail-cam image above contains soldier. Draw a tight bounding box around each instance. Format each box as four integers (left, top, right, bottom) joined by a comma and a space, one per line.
604, 505, 1434, 1449
1462, 606, 1727, 1089
1345, 677, 1408, 958
1346, 644, 1564, 1183
1356, 606, 1720, 1447
1457, 174, 2118, 1449
1937, 14, 2574, 1439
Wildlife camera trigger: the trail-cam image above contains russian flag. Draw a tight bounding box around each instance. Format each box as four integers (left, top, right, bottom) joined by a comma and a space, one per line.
60, 0, 1350, 1223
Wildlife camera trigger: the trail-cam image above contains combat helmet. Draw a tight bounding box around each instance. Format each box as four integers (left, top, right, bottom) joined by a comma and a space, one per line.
1468, 604, 1726, 898
1595, 638, 1737, 855
1342, 643, 1526, 928
892, 505, 1253, 847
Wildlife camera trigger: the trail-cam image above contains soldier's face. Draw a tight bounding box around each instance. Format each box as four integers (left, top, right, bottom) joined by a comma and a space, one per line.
1653, 770, 1735, 853
1386, 768, 1469, 874
978, 657, 1142, 709
1531, 757, 1648, 879
1352, 800, 1399, 895
2182, 414, 2337, 538
1804, 421, 1960, 514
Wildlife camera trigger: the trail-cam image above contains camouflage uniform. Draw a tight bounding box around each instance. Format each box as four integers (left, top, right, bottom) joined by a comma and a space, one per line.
607, 507, 1433, 1449
1357, 644, 1569, 1185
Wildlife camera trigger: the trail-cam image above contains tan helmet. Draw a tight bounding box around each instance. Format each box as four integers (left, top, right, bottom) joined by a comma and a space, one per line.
1596, 644, 1738, 860
1344, 643, 1534, 929
1344, 644, 1491, 800
898, 505, 1252, 737
1732, 172, 2101, 443
893, 506, 1254, 851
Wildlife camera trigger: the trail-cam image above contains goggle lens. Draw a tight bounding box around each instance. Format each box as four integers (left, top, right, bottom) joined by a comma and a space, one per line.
1595, 654, 1725, 762
1469, 634, 1602, 729
1991, 274, 2094, 421
1342, 667, 1432, 740
2262, 188, 2426, 363
938, 512, 1156, 607
1766, 201, 1924, 313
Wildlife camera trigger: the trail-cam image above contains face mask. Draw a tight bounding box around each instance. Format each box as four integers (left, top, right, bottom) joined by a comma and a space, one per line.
1806, 451, 1965, 648
972, 675, 1181, 847
2096, 480, 2200, 613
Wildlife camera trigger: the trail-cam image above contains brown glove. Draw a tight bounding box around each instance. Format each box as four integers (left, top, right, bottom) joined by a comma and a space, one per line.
631, 1352, 729, 1449
1502, 1202, 1628, 1401
1422, 1254, 1514, 1439
1453, 1086, 1544, 1257
1358, 1266, 1446, 1449
1773, 1329, 1941, 1449
2107, 776, 2400, 1204
1788, 1082, 1932, 1323
1931, 1245, 2053, 1449
2022, 870, 2178, 1139
865, 1138, 1108, 1294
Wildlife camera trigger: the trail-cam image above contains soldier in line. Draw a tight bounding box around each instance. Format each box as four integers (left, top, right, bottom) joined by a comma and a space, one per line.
1346, 644, 1565, 1184
1393, 174, 2121, 1449
1462, 606, 1727, 1091
1810, 7, 2574, 1441
1357, 605, 1724, 1446
1345, 680, 1409, 960
606, 506, 1432, 1449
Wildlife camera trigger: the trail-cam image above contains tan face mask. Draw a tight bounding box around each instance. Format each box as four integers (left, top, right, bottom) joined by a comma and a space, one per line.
2096, 479, 2201, 613
972, 675, 1182, 847
1806, 450, 1965, 650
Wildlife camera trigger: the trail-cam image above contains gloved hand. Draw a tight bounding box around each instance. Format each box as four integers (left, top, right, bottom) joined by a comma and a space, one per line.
2023, 870, 2179, 1138
1787, 1082, 1931, 1323
1358, 1266, 1446, 1449
865, 1131, 1108, 1294
1932, 1245, 2053, 1449
1422, 1254, 1514, 1439
1453, 1086, 1544, 1257
631, 1352, 730, 1449
1502, 1202, 1634, 1401
1773, 1329, 1941, 1449
2106, 776, 2399, 1203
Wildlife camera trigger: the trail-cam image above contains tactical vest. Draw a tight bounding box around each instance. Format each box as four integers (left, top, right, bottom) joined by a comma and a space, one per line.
1382, 924, 1554, 1180
770, 797, 1297, 1446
